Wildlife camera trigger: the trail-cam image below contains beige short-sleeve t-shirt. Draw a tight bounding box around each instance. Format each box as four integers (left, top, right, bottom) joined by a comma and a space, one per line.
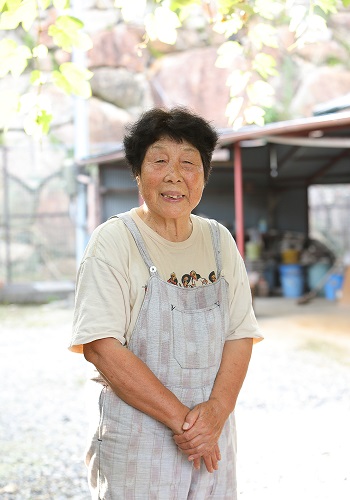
70, 209, 263, 353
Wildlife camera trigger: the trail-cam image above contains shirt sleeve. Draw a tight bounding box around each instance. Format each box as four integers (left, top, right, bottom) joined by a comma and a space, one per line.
70, 256, 130, 353
220, 226, 263, 343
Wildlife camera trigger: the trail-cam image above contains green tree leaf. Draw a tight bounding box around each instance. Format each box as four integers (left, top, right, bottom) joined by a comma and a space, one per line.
247, 80, 275, 107
145, 6, 181, 45
0, 0, 37, 31
23, 107, 53, 137
252, 53, 278, 79
20, 92, 53, 138
227, 70, 252, 96
48, 15, 93, 52
226, 96, 244, 126
215, 41, 243, 68
40, 0, 52, 9
217, 0, 244, 16
254, 0, 284, 21
248, 23, 278, 50
53, 0, 70, 9
32, 43, 48, 59
0, 38, 32, 77
52, 62, 93, 98
213, 15, 244, 37
115, 0, 147, 21
314, 0, 338, 14
244, 105, 265, 126
30, 69, 46, 85
169, 0, 200, 8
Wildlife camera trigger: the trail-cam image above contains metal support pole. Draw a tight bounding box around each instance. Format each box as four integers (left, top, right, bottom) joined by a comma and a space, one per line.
234, 142, 245, 257
72, 0, 89, 269
2, 146, 12, 283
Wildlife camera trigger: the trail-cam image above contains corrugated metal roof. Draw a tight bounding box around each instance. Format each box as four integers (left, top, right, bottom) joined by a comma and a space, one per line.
75, 111, 350, 186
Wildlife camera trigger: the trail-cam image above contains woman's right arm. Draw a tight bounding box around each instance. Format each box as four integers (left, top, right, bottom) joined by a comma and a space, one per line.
83, 337, 188, 434
83, 338, 220, 473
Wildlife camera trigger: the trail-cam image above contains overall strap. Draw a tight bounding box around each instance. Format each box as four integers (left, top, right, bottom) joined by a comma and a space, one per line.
207, 219, 223, 276
109, 212, 157, 274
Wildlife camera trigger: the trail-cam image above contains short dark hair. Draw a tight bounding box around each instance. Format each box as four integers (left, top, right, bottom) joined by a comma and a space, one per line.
123, 107, 218, 184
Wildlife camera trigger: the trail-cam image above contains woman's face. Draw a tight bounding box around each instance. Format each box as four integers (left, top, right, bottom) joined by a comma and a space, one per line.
136, 137, 205, 222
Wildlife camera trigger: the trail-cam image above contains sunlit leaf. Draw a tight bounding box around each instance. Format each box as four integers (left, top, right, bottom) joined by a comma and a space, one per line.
52, 62, 93, 98
53, 0, 70, 9
30, 69, 46, 85
0, 0, 7, 10
231, 116, 244, 129
0, 89, 20, 130
213, 15, 244, 37
48, 15, 92, 52
23, 109, 53, 137
290, 11, 328, 48
225, 96, 244, 125
227, 69, 252, 96
32, 44, 48, 58
248, 23, 278, 50
252, 53, 278, 79
254, 0, 284, 20
39, 0, 52, 9
115, 0, 147, 21
289, 5, 307, 34
0, 39, 32, 78
20, 93, 53, 138
314, 0, 338, 14
343, 0, 350, 6
0, 0, 37, 31
217, 0, 242, 16
145, 6, 181, 45
244, 105, 265, 126
247, 80, 274, 107
169, 0, 200, 9
215, 41, 243, 68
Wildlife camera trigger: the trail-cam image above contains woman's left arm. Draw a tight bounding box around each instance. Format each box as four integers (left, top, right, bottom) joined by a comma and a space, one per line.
173, 337, 253, 460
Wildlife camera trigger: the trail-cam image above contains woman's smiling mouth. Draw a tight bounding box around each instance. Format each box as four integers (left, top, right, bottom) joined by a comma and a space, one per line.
161, 193, 184, 200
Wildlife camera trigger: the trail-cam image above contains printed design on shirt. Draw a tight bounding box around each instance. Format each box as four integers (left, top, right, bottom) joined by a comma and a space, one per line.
167, 270, 216, 288
167, 272, 179, 285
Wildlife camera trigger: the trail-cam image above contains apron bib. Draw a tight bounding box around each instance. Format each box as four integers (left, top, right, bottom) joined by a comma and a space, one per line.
86, 213, 237, 499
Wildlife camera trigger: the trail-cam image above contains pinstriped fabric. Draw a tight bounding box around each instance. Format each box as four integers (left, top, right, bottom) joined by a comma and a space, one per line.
86, 214, 237, 499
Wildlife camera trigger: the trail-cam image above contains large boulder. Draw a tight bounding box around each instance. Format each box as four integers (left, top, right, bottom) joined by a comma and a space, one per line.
90, 67, 153, 110
88, 97, 132, 144
87, 24, 149, 72
290, 66, 350, 117
149, 46, 239, 128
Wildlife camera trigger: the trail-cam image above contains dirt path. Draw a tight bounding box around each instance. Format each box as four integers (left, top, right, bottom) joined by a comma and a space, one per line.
237, 298, 350, 500
0, 298, 349, 499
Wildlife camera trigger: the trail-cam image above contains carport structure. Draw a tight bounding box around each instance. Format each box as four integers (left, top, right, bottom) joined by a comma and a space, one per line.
212, 111, 350, 256
77, 111, 350, 258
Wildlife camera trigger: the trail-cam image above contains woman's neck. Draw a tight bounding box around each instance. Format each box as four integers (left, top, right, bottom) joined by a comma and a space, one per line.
136, 206, 193, 242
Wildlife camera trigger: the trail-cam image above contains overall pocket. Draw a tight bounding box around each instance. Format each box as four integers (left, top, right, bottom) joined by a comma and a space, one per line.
172, 301, 224, 369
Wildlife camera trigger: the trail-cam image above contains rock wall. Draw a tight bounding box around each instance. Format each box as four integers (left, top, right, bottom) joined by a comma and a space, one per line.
3, 5, 350, 153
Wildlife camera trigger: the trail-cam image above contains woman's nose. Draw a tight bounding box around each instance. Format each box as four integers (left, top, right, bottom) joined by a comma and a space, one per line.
164, 162, 182, 181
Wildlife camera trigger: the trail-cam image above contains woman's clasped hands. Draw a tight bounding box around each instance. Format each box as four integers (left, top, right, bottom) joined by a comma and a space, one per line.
173, 398, 227, 473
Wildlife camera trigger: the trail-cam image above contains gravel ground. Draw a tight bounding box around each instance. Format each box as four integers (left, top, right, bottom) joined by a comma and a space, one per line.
0, 297, 349, 500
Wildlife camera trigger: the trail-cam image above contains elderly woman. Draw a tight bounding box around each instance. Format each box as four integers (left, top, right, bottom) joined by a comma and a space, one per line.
70, 107, 263, 499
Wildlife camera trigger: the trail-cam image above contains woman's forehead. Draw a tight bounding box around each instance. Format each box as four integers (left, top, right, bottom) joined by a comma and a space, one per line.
147, 137, 199, 153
